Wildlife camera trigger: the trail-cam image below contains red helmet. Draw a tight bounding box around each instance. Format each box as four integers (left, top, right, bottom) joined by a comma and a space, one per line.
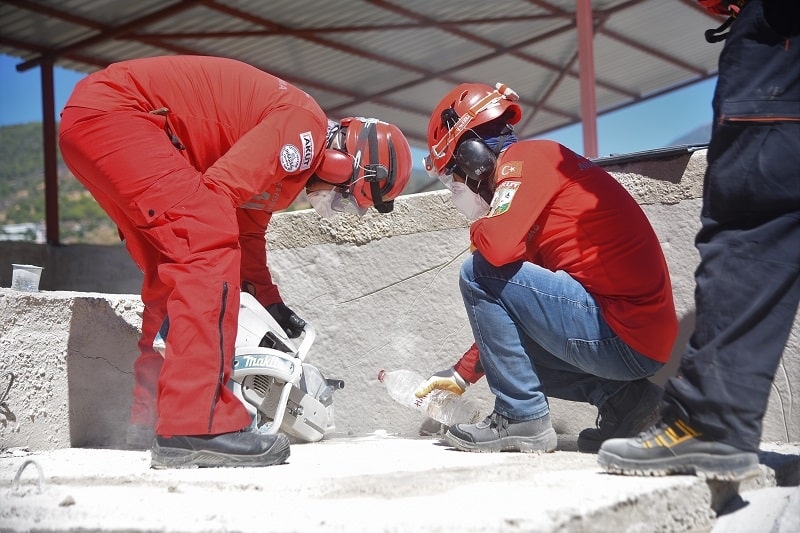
697, 0, 741, 16
315, 117, 412, 213
425, 82, 522, 177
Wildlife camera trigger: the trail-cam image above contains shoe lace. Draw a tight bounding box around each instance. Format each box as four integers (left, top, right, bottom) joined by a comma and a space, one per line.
634, 416, 702, 447
489, 412, 509, 431
635, 419, 668, 443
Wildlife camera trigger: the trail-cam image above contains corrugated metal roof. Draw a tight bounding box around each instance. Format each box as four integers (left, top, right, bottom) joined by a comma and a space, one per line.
0, 0, 724, 150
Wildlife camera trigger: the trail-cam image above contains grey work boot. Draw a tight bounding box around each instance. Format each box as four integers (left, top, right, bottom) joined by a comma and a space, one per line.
445, 412, 557, 453
577, 379, 662, 453
598, 407, 760, 481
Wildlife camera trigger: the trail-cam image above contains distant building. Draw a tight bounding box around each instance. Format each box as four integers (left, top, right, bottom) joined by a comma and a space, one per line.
0, 222, 45, 243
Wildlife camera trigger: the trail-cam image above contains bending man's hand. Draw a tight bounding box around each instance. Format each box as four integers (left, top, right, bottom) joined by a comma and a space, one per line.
265, 302, 306, 338
414, 367, 468, 398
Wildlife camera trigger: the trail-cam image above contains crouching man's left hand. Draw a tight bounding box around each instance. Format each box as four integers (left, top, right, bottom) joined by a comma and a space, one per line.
414, 367, 468, 398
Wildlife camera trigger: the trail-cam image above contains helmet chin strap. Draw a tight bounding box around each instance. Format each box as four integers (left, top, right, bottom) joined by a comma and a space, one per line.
353, 120, 395, 213
370, 163, 393, 213
489, 123, 515, 153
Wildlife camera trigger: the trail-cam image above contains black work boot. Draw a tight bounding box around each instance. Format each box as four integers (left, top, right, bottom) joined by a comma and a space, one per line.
151, 430, 290, 469
597, 404, 760, 481
445, 412, 557, 453
577, 379, 662, 453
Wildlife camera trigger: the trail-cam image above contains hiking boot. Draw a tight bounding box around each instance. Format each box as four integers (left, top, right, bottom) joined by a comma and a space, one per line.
597, 413, 760, 481
151, 430, 290, 469
577, 379, 662, 453
445, 412, 557, 453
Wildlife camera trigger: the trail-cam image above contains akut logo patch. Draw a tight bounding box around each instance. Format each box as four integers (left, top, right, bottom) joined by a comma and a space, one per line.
300, 131, 314, 170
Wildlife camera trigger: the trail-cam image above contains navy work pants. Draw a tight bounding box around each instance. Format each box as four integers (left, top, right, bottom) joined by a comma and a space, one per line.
664, 0, 800, 453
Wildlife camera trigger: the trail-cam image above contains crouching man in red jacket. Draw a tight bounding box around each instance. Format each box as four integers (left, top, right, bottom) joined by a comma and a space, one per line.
417, 82, 677, 454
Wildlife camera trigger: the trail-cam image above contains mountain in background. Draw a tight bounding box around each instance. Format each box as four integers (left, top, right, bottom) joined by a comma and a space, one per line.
0, 122, 119, 244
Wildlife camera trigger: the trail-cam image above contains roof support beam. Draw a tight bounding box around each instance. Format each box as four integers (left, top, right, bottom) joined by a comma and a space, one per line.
576, 0, 598, 158
40, 60, 60, 245
15, 0, 202, 72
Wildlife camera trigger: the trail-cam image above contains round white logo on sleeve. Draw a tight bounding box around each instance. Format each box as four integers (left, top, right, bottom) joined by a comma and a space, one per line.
280, 144, 302, 172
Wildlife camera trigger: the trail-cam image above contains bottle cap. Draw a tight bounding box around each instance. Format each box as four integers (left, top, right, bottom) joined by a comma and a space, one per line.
377, 370, 386, 382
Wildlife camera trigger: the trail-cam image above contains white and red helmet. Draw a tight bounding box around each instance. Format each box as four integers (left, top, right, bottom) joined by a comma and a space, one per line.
315, 117, 413, 213
424, 82, 522, 178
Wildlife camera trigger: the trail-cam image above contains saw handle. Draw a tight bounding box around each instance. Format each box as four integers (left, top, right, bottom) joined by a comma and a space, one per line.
294, 322, 316, 362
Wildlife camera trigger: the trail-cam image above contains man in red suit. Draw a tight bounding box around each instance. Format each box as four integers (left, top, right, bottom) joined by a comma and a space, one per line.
59, 55, 412, 468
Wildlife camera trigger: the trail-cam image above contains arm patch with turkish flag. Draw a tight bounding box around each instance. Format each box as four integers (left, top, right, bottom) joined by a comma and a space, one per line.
488, 180, 520, 217
498, 160, 523, 179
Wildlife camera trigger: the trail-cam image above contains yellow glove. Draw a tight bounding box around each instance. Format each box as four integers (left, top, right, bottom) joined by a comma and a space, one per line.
414, 367, 469, 398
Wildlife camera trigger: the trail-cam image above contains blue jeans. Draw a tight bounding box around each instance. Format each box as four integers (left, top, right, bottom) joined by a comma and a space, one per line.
460, 252, 663, 421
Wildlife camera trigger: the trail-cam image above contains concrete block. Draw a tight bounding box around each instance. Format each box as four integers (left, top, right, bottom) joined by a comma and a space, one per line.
0, 290, 142, 449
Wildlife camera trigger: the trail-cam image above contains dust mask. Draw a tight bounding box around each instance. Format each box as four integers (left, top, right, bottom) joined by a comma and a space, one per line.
451, 182, 490, 222
308, 189, 368, 218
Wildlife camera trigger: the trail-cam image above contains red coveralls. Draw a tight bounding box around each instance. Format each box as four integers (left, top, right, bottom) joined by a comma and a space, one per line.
58, 56, 329, 436
454, 140, 678, 383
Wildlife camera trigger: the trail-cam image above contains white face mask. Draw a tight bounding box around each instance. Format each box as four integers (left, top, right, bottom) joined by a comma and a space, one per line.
307, 189, 368, 218
450, 182, 490, 222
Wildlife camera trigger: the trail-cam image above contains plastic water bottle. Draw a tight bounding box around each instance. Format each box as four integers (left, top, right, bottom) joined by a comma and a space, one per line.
378, 369, 482, 426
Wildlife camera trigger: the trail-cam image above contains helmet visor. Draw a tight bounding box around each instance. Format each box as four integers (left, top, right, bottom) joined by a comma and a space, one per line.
423, 154, 458, 191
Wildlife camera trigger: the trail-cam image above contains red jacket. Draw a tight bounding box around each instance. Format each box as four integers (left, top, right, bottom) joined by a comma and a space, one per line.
64, 55, 329, 306
455, 140, 678, 383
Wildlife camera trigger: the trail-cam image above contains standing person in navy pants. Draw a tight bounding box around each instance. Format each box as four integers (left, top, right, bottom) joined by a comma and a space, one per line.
599, 0, 800, 480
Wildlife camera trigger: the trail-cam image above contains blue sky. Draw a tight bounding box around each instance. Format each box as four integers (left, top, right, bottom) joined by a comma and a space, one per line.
0, 53, 716, 159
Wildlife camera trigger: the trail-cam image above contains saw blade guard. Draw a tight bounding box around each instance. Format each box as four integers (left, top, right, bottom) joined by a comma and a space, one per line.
236, 292, 310, 356
231, 292, 342, 442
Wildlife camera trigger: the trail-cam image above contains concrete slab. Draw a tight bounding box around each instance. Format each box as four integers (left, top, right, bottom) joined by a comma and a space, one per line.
1, 437, 798, 532
713, 485, 800, 533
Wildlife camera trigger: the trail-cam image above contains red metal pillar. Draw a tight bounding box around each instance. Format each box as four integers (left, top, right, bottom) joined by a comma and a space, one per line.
41, 61, 60, 245
576, 0, 599, 158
